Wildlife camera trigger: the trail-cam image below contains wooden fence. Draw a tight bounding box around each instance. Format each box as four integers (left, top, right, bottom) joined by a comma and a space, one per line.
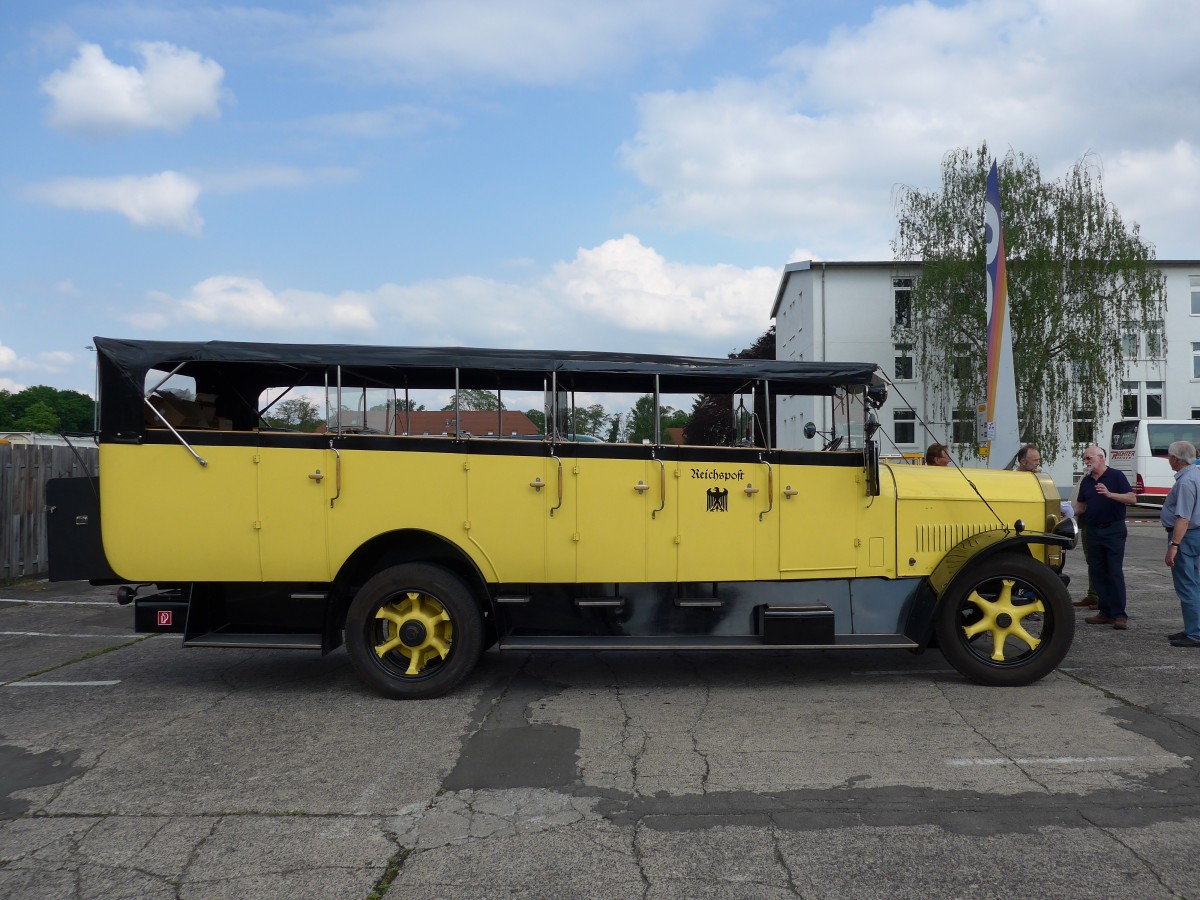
0, 443, 98, 580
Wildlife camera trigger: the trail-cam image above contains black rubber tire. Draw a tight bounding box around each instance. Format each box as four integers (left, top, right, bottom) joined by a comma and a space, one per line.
345, 563, 483, 700
935, 553, 1074, 687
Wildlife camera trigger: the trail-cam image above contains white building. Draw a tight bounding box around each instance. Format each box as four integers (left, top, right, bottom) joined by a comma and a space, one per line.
771, 260, 1200, 494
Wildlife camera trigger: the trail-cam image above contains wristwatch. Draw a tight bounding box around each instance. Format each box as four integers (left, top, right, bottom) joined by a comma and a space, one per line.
1170, 542, 1181, 548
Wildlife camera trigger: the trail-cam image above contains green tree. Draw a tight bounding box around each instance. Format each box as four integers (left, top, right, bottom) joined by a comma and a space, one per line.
0, 385, 95, 432
684, 327, 775, 446
606, 414, 621, 443
14, 400, 60, 433
264, 397, 323, 432
524, 408, 546, 435
622, 396, 688, 444
442, 389, 502, 411
893, 144, 1166, 461
572, 403, 610, 437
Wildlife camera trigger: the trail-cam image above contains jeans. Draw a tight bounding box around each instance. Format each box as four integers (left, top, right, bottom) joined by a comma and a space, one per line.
1086, 520, 1128, 619
1172, 528, 1200, 641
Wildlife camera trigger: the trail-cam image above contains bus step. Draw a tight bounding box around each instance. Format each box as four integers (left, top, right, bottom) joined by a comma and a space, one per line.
498, 634, 919, 651
574, 597, 625, 610
183, 632, 324, 650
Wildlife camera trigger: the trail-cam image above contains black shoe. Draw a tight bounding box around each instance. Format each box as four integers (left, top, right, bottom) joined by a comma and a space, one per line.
1168, 631, 1187, 640
1169, 636, 1200, 648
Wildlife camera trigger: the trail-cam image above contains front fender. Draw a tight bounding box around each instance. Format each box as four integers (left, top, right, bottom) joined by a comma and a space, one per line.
906, 530, 1070, 649
928, 530, 1069, 597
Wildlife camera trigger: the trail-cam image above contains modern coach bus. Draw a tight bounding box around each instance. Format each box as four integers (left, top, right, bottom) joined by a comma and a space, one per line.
47, 338, 1077, 698
1110, 418, 1200, 505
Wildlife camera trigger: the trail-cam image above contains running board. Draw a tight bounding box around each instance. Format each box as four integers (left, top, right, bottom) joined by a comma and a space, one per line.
183, 632, 324, 650
498, 634, 918, 652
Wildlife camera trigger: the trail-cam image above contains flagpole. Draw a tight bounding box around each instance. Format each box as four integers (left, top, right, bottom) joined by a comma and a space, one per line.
983, 161, 1021, 469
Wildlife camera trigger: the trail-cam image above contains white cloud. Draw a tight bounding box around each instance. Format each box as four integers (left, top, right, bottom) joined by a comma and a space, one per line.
42, 41, 225, 136
550, 235, 776, 340
312, 0, 741, 84
124, 236, 775, 357
0, 378, 25, 393
0, 342, 71, 377
28, 172, 203, 235
619, 0, 1200, 258
138, 275, 379, 334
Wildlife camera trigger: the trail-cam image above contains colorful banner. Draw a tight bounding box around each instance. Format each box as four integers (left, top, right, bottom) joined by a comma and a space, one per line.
984, 161, 1021, 468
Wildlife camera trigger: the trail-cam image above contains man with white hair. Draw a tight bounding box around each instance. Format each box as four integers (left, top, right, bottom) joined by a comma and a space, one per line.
1161, 440, 1200, 648
1074, 445, 1136, 629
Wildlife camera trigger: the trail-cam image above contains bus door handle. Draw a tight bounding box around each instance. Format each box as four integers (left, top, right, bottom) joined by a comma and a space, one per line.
329, 443, 341, 508
783, 485, 798, 499
309, 470, 324, 483
651, 458, 666, 519
550, 455, 563, 517
759, 459, 774, 521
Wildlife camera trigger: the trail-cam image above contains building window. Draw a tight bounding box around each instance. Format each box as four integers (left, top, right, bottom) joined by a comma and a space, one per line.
953, 343, 971, 380
1146, 381, 1163, 417
893, 277, 912, 327
893, 409, 916, 445
951, 408, 973, 443
1193, 342, 1200, 380
1191, 276, 1200, 315
1121, 381, 1139, 418
1146, 320, 1165, 358
1192, 408, 1200, 420
894, 344, 914, 380
1074, 409, 1096, 445
1121, 326, 1138, 358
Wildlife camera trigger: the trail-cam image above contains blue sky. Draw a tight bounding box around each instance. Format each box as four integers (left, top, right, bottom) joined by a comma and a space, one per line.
3, 0, 1199, 397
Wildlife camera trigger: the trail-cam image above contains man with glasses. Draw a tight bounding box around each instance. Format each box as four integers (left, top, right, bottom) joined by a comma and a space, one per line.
1161, 441, 1200, 647
1073, 445, 1136, 630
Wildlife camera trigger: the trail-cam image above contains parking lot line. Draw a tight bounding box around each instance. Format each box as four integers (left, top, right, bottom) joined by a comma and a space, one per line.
0, 631, 125, 638
945, 755, 1155, 766
6, 680, 121, 687
0, 598, 113, 606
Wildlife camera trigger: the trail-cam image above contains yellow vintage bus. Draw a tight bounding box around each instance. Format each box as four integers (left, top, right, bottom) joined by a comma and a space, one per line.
47, 338, 1077, 698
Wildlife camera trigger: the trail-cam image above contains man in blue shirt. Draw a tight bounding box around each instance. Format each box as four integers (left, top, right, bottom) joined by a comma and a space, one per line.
1161, 440, 1200, 647
1073, 445, 1137, 629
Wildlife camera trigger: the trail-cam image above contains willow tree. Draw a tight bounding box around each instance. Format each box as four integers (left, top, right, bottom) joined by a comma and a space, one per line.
892, 144, 1165, 462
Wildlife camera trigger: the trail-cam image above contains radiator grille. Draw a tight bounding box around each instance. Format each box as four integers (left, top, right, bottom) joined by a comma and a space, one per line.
915, 522, 992, 553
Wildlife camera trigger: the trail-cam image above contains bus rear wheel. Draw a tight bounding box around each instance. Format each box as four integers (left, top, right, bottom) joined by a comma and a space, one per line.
345, 563, 483, 699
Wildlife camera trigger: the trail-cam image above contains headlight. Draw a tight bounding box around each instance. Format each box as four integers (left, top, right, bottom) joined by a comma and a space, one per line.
1053, 516, 1079, 550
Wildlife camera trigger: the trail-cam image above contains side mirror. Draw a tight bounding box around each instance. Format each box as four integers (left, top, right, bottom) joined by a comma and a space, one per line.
803, 422, 817, 440
866, 382, 888, 409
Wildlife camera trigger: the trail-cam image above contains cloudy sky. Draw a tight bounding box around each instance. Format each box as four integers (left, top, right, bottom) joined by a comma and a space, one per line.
2, 0, 1198, 397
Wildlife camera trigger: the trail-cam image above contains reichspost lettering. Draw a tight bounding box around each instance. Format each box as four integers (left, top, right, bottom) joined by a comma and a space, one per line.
690, 468, 745, 481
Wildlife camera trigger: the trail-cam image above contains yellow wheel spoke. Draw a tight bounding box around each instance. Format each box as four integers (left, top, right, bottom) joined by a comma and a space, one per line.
371, 590, 453, 675
375, 635, 404, 658
376, 605, 406, 627
961, 578, 1046, 663
405, 649, 426, 676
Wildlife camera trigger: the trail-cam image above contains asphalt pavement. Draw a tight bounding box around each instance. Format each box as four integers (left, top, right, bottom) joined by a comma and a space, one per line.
3, 517, 1200, 899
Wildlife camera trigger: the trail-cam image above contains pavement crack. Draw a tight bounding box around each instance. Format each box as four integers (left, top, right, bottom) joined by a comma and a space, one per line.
1080, 811, 1186, 898
683, 654, 714, 794
176, 816, 221, 900
933, 679, 1052, 793
770, 823, 805, 898
364, 830, 409, 900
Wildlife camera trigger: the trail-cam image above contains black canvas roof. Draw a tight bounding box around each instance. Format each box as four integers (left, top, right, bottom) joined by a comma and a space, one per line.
93, 336, 881, 396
